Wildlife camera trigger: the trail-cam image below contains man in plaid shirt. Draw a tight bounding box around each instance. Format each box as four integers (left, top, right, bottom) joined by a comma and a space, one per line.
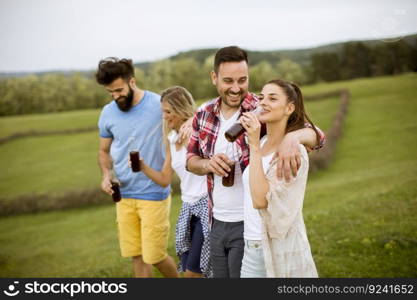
186, 46, 325, 278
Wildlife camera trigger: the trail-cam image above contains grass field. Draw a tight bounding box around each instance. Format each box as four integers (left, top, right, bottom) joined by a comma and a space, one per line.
0, 132, 100, 199
0, 109, 101, 139
303, 73, 417, 276
304, 96, 340, 132
0, 73, 416, 277
0, 198, 181, 277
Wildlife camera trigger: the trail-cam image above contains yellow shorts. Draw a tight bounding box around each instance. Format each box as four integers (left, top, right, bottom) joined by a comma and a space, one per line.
116, 196, 171, 264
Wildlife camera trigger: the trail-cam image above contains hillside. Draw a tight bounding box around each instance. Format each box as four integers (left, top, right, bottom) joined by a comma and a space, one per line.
1, 34, 416, 78
153, 33, 417, 67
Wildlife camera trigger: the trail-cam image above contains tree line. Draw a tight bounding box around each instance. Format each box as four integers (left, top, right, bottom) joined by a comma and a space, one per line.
311, 40, 417, 82
0, 39, 415, 116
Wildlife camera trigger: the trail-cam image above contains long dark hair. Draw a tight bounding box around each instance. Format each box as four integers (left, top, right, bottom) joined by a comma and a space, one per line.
266, 79, 320, 147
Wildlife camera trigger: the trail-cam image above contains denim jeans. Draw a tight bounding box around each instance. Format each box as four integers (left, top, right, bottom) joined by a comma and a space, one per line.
240, 239, 266, 278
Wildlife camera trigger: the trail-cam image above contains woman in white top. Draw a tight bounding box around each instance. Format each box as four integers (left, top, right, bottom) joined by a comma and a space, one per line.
240, 79, 319, 277
130, 86, 211, 278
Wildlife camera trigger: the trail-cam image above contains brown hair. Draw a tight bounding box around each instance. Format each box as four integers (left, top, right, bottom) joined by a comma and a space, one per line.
266, 79, 320, 146
214, 46, 248, 73
95, 57, 134, 85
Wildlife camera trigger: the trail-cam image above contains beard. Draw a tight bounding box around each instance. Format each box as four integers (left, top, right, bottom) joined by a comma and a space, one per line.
221, 89, 246, 108
115, 87, 134, 112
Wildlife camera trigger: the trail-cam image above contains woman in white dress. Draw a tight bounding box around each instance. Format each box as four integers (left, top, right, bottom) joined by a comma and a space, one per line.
129, 86, 211, 278
240, 79, 319, 277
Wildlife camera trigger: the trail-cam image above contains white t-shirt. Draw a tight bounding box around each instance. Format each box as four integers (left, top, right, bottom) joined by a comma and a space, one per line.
242, 136, 274, 240
168, 131, 207, 204
212, 110, 245, 222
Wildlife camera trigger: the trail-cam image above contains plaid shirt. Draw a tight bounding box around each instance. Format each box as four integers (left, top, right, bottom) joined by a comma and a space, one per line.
186, 92, 325, 220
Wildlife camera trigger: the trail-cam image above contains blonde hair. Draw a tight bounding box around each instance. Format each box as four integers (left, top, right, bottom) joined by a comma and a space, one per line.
160, 86, 196, 141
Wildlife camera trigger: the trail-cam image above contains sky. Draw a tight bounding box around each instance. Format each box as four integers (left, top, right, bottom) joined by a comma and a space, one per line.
0, 0, 416, 72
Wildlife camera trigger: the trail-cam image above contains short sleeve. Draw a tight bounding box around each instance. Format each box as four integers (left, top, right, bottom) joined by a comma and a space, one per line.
98, 110, 113, 138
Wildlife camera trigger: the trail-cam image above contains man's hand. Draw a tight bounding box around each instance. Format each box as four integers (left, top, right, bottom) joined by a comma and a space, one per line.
206, 153, 233, 177
178, 118, 193, 143
274, 132, 301, 182
101, 176, 114, 195
127, 156, 143, 170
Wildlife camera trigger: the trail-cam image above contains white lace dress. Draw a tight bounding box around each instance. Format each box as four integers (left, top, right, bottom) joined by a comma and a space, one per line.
259, 145, 318, 278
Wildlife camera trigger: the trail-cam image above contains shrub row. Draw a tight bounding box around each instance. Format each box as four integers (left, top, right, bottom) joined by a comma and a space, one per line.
309, 89, 350, 171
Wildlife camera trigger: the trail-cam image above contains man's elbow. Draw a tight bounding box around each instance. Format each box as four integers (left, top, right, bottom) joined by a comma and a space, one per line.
160, 182, 170, 188
98, 149, 110, 156
185, 160, 192, 172
186, 156, 198, 173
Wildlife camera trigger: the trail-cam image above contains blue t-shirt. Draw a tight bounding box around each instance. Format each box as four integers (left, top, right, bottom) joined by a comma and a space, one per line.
98, 90, 170, 200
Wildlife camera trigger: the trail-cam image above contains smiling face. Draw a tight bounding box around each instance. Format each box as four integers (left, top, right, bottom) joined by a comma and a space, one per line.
211, 61, 249, 109
258, 83, 295, 124
161, 100, 185, 131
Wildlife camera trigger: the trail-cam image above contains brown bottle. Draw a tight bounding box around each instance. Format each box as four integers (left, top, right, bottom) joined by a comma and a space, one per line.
130, 151, 141, 172
111, 181, 121, 202
225, 123, 245, 143
222, 163, 236, 187
225, 106, 263, 142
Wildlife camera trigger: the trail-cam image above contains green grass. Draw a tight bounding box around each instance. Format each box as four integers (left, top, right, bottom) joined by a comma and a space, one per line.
0, 108, 101, 139
304, 96, 340, 132
0, 132, 100, 199
303, 73, 417, 277
0, 73, 416, 277
0, 195, 181, 277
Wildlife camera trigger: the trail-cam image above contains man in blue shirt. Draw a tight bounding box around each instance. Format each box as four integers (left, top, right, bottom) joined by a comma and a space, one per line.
96, 57, 178, 277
